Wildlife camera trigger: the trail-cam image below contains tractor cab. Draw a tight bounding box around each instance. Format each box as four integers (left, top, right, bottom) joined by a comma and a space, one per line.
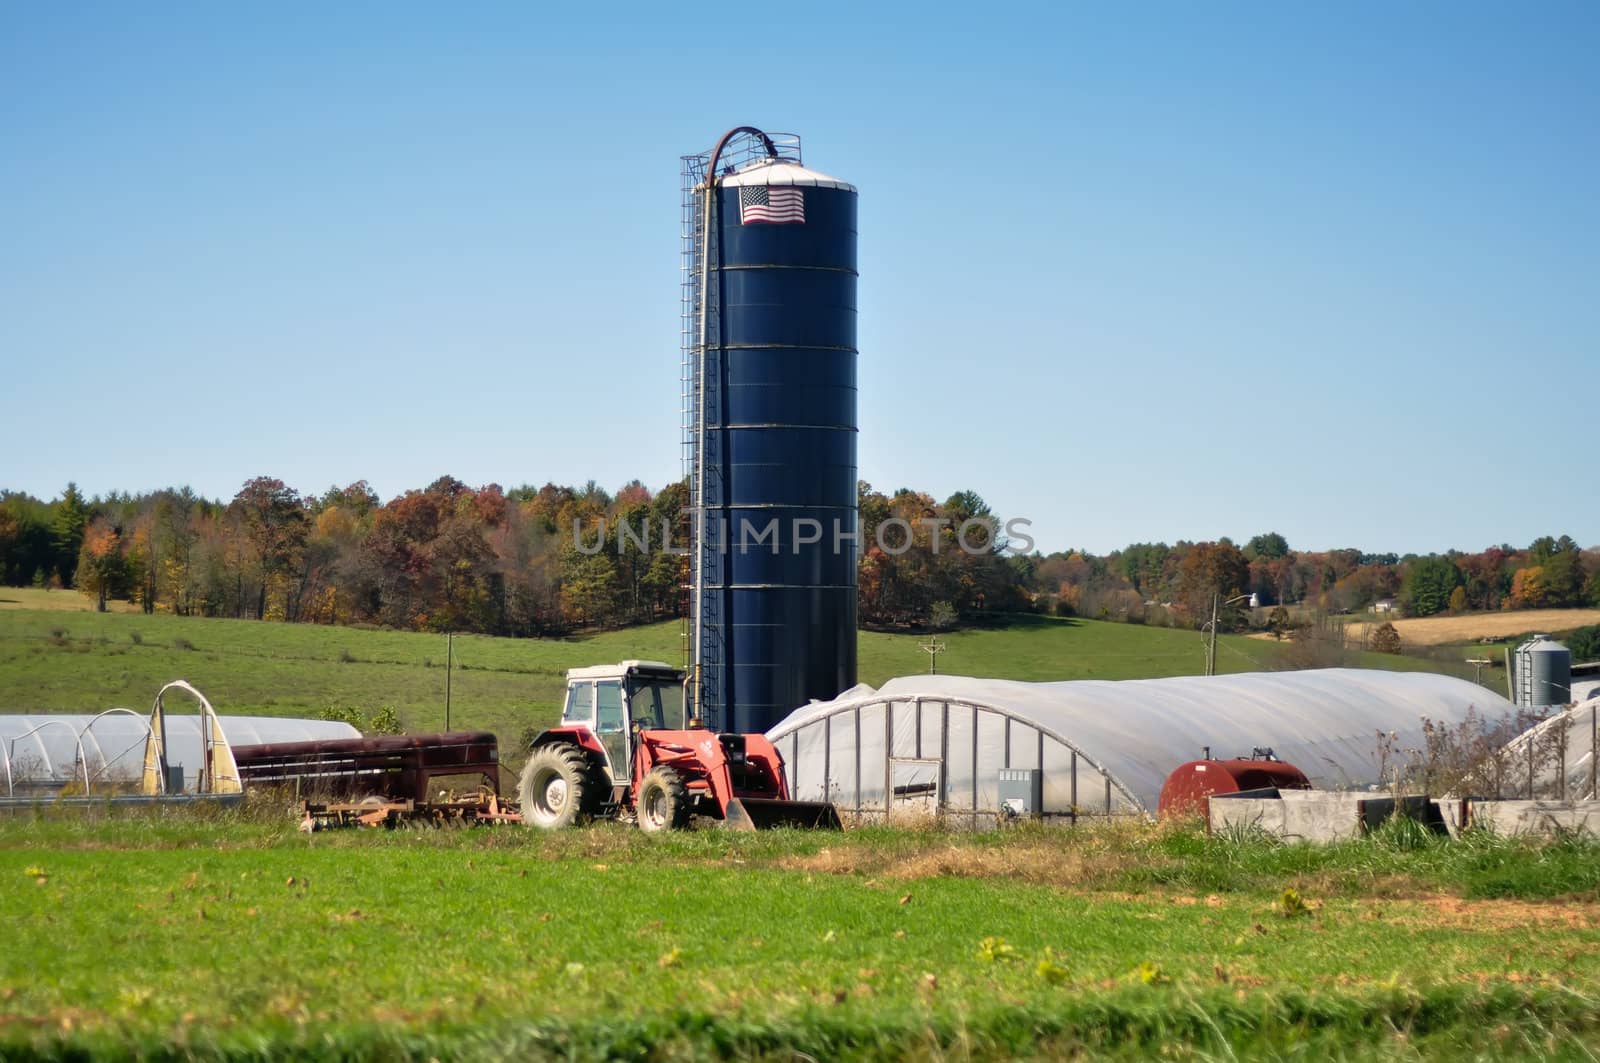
557, 660, 687, 785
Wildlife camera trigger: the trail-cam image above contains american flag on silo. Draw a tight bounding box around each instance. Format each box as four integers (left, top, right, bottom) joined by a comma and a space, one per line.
739, 185, 805, 224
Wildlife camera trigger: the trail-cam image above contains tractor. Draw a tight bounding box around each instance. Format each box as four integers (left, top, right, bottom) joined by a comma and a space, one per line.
517, 661, 839, 831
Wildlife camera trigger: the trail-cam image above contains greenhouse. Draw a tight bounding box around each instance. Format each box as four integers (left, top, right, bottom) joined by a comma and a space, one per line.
1, 681, 359, 798
766, 668, 1514, 820
1497, 694, 1600, 802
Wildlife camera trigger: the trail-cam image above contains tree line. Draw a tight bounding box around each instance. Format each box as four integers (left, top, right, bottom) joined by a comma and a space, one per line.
1032, 531, 1600, 632
2, 481, 1596, 636
0, 478, 686, 636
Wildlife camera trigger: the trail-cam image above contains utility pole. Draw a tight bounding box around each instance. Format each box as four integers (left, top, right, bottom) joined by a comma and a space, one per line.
1207, 593, 1219, 677
1207, 592, 1249, 677
445, 632, 453, 731
920, 637, 947, 675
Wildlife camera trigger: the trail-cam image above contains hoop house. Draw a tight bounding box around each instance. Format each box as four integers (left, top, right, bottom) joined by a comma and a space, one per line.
767, 669, 1512, 821
1497, 696, 1600, 801
2, 681, 359, 798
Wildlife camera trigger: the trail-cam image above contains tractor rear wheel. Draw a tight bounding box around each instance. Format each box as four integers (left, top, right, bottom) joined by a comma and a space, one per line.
518, 745, 591, 829
636, 766, 690, 832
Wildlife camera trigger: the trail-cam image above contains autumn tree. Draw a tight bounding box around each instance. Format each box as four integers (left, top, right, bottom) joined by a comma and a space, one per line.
1175, 542, 1250, 630
1509, 565, 1547, 609
1370, 621, 1402, 655
230, 478, 309, 620
1458, 546, 1512, 610
74, 517, 129, 611
1267, 604, 1291, 640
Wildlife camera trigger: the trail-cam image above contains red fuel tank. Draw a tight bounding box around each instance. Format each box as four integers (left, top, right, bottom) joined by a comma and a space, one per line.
1158, 757, 1310, 818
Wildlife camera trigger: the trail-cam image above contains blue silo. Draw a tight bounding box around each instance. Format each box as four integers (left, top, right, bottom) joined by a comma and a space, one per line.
681, 128, 858, 734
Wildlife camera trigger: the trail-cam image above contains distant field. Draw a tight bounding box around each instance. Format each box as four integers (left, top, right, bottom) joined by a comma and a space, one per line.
1, 814, 1596, 1059
0, 604, 1483, 751
1341, 608, 1600, 648
0, 587, 140, 614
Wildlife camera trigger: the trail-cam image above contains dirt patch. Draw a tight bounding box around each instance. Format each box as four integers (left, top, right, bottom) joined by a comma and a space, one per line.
778, 841, 1136, 889
1387, 895, 1600, 931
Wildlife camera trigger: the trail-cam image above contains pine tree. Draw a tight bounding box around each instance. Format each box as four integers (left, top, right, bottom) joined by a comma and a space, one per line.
51, 483, 89, 588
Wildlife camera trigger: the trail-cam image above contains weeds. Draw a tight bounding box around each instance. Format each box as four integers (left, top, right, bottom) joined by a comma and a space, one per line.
1368, 811, 1438, 852
1035, 948, 1070, 984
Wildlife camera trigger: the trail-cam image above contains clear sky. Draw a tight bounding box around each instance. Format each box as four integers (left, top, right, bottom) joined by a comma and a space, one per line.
2, 2, 1595, 556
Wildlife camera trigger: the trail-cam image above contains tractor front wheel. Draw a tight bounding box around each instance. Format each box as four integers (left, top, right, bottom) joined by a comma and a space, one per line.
518, 745, 591, 829
636, 766, 690, 832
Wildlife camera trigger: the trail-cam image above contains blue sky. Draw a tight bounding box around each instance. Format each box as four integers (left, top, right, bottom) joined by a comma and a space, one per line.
2, 2, 1595, 556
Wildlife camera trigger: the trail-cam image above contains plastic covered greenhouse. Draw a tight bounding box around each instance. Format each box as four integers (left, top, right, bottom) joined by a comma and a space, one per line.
766, 669, 1514, 820
1497, 694, 1600, 801
2, 681, 359, 798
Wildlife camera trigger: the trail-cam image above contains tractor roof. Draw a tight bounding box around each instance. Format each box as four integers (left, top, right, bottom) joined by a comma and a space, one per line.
566, 660, 683, 682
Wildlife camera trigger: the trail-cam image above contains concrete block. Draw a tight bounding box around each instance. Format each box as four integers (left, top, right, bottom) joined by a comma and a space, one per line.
1209, 790, 1366, 843
1466, 799, 1600, 837
1208, 790, 1445, 843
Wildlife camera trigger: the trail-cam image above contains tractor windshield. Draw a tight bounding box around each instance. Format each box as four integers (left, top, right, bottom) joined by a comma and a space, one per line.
628, 678, 686, 731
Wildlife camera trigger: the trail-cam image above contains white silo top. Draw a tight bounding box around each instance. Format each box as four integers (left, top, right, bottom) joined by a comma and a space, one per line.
720, 159, 855, 193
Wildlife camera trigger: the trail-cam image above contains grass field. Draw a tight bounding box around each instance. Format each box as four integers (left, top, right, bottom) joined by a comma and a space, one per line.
0, 599, 1484, 751
1, 810, 1596, 1059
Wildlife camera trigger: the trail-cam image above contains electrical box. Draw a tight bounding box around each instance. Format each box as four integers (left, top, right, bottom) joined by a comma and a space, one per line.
997, 768, 1042, 818
165, 764, 185, 794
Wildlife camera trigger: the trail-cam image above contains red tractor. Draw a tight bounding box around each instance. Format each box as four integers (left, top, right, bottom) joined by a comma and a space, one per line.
517, 661, 839, 831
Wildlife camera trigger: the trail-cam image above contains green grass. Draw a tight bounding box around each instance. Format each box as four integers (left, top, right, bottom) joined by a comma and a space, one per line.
0, 607, 1484, 755
1, 813, 1597, 1059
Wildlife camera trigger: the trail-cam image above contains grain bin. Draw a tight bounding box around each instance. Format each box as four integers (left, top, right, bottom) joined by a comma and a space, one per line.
1514, 636, 1572, 708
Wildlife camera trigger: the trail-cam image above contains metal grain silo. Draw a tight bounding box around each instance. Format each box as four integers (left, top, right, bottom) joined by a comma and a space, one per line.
1515, 636, 1572, 708
681, 128, 858, 734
